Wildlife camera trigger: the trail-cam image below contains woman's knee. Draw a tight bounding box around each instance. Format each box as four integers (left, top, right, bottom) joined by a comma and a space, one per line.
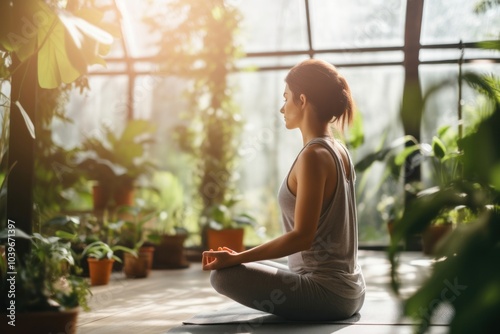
210, 268, 235, 295
210, 265, 247, 296
209, 269, 223, 293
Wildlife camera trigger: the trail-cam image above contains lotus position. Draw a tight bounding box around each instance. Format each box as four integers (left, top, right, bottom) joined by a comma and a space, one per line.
202, 59, 365, 321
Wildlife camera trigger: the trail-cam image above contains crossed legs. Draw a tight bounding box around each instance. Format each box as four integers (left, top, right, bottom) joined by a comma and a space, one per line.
210, 261, 364, 321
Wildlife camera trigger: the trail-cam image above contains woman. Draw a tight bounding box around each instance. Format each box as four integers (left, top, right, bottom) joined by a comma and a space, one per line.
202, 59, 365, 321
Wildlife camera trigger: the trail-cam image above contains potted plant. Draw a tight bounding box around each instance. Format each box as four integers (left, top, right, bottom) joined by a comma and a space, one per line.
0, 231, 91, 334
48, 211, 128, 275
420, 206, 454, 255
205, 198, 257, 253
75, 119, 157, 211
147, 208, 190, 269
421, 204, 475, 255
81, 240, 134, 286
369, 124, 463, 250
136, 172, 191, 269
409, 126, 463, 254
118, 206, 157, 278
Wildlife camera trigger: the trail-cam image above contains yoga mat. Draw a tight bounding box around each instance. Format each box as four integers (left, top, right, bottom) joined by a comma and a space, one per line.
181, 298, 453, 326
167, 324, 450, 334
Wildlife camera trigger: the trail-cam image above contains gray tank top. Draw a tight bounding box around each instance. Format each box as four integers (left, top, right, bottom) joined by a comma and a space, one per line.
278, 137, 365, 299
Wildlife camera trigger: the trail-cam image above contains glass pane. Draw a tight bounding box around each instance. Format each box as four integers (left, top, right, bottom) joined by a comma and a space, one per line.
57, 76, 129, 148
318, 51, 404, 66
310, 0, 406, 49
421, 0, 500, 44
118, 1, 159, 58
236, 55, 310, 71
342, 66, 405, 245
234, 0, 309, 52
419, 62, 499, 188
231, 70, 298, 239
148, 76, 194, 175
420, 49, 465, 63
420, 47, 500, 63
89, 61, 127, 73
420, 62, 500, 144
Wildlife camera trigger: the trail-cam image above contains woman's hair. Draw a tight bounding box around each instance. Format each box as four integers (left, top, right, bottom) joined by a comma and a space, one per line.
285, 59, 354, 129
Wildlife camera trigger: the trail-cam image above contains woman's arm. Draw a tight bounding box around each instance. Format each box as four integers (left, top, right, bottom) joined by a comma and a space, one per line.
202, 145, 336, 270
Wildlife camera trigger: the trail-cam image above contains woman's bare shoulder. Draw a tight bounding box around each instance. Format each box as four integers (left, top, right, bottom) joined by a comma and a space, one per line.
297, 143, 336, 170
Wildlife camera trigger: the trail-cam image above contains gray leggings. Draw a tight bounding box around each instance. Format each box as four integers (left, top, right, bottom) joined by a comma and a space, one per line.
210, 261, 364, 321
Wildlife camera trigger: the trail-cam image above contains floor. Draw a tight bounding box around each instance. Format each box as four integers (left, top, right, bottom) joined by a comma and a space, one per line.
76, 250, 446, 334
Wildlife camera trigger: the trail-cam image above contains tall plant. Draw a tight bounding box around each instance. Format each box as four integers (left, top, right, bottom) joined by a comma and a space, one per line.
145, 0, 244, 242
388, 70, 500, 333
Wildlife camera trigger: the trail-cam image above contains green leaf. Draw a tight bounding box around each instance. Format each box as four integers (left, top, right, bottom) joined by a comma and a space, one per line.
55, 230, 77, 240
346, 109, 364, 149
394, 145, 421, 167
14, 100, 36, 139
57, 8, 113, 67
432, 136, 446, 160
6, 1, 113, 88
35, 3, 81, 88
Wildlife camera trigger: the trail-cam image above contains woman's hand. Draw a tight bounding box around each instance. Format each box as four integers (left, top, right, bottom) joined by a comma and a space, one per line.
202, 247, 240, 270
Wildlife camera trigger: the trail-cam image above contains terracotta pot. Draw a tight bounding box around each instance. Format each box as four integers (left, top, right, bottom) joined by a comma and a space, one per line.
123, 247, 155, 278
153, 234, 190, 269
207, 228, 245, 252
113, 186, 135, 207
87, 258, 114, 286
422, 223, 453, 255
92, 184, 134, 210
0, 308, 79, 334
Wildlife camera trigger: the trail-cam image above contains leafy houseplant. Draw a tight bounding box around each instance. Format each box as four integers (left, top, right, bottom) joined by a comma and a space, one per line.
81, 240, 134, 286
205, 198, 257, 252
413, 126, 463, 254
389, 69, 500, 334
0, 232, 91, 334
117, 206, 157, 278
146, 207, 191, 269
368, 124, 464, 248
140, 172, 191, 269
76, 119, 157, 210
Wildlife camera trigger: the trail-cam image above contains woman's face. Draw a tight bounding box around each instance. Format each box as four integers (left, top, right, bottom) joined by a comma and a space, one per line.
280, 84, 302, 129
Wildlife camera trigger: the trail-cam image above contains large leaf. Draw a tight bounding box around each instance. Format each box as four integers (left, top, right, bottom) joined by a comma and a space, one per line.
5, 1, 113, 89
355, 135, 418, 172
37, 12, 83, 88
